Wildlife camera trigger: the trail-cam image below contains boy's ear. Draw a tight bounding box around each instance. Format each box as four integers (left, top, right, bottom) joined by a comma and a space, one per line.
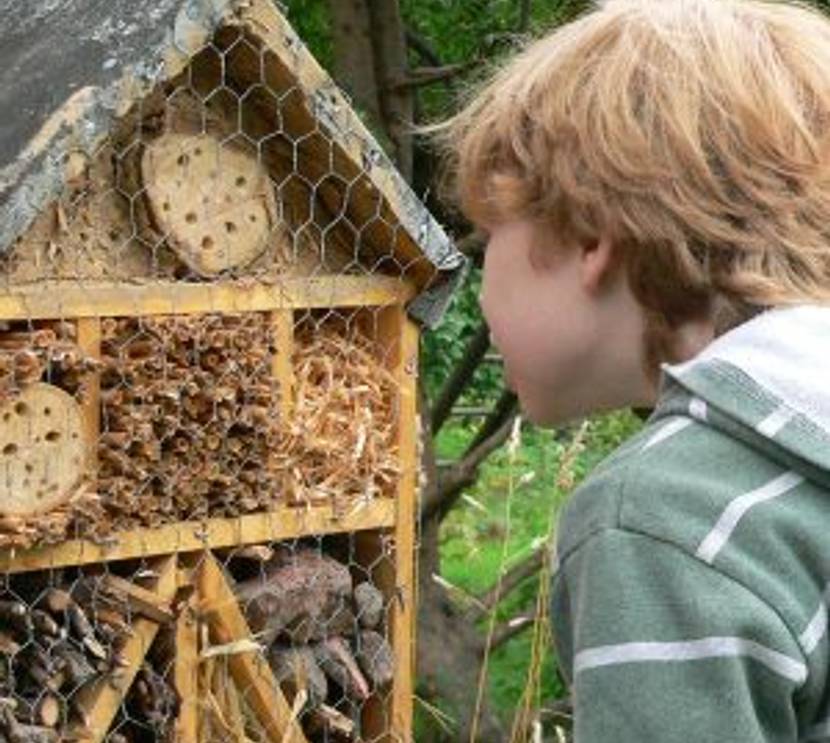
580, 234, 619, 294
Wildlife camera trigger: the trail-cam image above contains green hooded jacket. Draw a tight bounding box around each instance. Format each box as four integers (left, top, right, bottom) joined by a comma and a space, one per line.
551, 305, 830, 742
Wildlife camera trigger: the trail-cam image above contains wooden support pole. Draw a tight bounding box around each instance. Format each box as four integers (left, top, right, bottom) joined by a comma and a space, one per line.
196, 552, 310, 743
69, 555, 177, 742
174, 570, 199, 743
357, 304, 419, 743
75, 317, 101, 475
272, 309, 295, 420
0, 500, 395, 574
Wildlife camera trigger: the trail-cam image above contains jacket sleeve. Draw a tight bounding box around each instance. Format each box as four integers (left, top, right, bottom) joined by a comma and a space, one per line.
550, 528, 806, 743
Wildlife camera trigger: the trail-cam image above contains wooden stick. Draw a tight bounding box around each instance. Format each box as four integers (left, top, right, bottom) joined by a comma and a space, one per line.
196, 552, 310, 743
67, 555, 177, 743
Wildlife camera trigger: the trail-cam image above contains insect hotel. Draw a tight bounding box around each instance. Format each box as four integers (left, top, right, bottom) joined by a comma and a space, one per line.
0, 1, 463, 741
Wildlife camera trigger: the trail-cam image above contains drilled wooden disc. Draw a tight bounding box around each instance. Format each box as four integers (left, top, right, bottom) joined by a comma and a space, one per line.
141, 133, 276, 276
0, 384, 85, 517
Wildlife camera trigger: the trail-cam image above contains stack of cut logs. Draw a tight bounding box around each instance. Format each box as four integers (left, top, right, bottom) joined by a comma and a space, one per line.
229, 546, 394, 739
0, 572, 174, 743
98, 313, 282, 529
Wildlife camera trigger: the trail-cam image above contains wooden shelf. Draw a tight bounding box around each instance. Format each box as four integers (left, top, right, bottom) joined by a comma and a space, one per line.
0, 275, 414, 320
0, 499, 395, 574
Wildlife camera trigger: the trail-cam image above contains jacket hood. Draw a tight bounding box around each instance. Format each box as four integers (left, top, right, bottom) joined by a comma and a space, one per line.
658, 305, 830, 488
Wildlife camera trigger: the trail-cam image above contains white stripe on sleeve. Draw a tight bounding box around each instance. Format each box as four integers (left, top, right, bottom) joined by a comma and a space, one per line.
798, 583, 830, 655
642, 417, 694, 451
574, 636, 807, 684
757, 405, 796, 438
696, 471, 805, 564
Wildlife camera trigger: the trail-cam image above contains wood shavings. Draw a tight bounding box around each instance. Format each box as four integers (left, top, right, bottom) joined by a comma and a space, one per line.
276, 325, 400, 509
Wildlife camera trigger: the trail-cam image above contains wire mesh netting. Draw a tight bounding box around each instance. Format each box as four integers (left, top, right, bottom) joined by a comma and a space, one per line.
0, 5, 432, 742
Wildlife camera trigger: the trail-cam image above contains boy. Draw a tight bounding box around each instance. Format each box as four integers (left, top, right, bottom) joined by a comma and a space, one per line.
442, 0, 830, 740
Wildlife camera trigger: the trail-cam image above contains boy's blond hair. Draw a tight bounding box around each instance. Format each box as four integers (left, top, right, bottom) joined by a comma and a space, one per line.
443, 0, 830, 370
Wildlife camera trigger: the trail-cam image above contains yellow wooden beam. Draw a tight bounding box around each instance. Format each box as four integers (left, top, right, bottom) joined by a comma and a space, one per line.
69, 555, 178, 742
174, 577, 200, 743
196, 552, 309, 743
272, 309, 295, 420
75, 318, 101, 475
0, 276, 413, 320
0, 499, 395, 574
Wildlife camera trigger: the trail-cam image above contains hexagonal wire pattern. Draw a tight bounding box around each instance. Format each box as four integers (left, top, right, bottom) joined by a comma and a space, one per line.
0, 6, 433, 742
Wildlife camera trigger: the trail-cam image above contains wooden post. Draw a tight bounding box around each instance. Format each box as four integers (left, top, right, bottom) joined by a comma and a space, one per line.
75, 317, 101, 475
196, 551, 310, 743
69, 555, 178, 742
272, 309, 295, 420
174, 563, 200, 743
357, 303, 419, 743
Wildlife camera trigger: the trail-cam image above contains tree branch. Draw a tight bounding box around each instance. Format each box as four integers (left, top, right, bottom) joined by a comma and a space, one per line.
405, 27, 443, 67
389, 62, 477, 91
518, 0, 533, 33
468, 546, 546, 622
430, 321, 491, 435
421, 410, 518, 521
465, 389, 518, 455
491, 613, 535, 650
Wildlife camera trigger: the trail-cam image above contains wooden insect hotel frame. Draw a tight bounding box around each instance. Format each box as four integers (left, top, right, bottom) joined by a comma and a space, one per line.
0, 1, 464, 741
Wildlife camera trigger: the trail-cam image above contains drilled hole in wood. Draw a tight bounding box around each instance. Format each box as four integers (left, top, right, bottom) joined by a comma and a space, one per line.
249, 214, 257, 223
25, 464, 33, 473
225, 222, 236, 234
79, 232, 89, 242
14, 402, 28, 416
177, 153, 189, 166
185, 212, 198, 224
45, 431, 61, 443
163, 202, 171, 212
43, 407, 51, 416
108, 229, 120, 242
2, 444, 17, 456
202, 236, 215, 251
235, 176, 247, 188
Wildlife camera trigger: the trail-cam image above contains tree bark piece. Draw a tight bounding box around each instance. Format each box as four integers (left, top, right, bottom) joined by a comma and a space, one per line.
353, 582, 384, 630
313, 637, 370, 701
236, 549, 355, 645
354, 630, 393, 689
268, 644, 329, 708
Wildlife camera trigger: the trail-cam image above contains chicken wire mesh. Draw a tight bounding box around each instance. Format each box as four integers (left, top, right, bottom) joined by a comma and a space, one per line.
0, 5, 440, 741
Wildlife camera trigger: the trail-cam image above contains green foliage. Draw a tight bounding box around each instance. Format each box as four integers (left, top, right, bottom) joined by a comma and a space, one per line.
420, 268, 506, 407
282, 0, 333, 70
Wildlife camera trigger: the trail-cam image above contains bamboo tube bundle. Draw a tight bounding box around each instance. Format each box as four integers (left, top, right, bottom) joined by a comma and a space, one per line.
274, 326, 401, 509
0, 321, 97, 405
97, 313, 283, 528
